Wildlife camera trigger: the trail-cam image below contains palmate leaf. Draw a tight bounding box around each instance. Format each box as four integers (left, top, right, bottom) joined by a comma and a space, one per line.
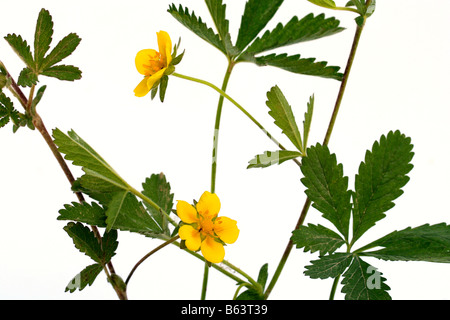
241, 13, 344, 57
247, 150, 302, 169
300, 143, 352, 240
235, 0, 284, 51
5, 8, 81, 85
168, 4, 226, 54
341, 256, 391, 300
266, 86, 303, 152
254, 53, 343, 80
292, 224, 346, 255
304, 252, 353, 279
360, 223, 450, 263
352, 130, 414, 244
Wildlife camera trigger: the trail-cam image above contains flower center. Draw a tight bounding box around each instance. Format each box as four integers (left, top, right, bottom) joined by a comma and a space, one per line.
142, 51, 165, 75
199, 214, 215, 237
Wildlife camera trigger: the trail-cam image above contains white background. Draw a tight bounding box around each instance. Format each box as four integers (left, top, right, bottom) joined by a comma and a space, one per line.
1, 0, 449, 300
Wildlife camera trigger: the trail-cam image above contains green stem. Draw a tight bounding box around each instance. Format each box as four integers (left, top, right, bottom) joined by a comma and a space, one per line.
201, 261, 210, 300
221, 259, 259, 289
201, 60, 234, 300
329, 275, 341, 300
172, 72, 297, 163
210, 60, 234, 194
125, 235, 180, 286
263, 18, 367, 300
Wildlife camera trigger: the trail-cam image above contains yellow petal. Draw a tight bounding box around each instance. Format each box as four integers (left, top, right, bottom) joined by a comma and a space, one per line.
201, 236, 225, 263
157, 31, 172, 67
134, 77, 150, 97
146, 68, 165, 90
179, 225, 201, 251
214, 216, 239, 244
196, 191, 221, 218
176, 200, 198, 224
135, 49, 160, 75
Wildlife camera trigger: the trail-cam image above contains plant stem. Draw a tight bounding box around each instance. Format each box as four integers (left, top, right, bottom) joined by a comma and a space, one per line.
7, 76, 127, 300
172, 72, 301, 167
201, 261, 210, 300
210, 60, 234, 194
329, 275, 341, 300
201, 60, 234, 300
125, 235, 180, 286
263, 18, 367, 300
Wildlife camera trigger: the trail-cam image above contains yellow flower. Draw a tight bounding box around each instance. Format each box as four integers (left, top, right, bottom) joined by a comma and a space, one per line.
134, 31, 173, 97
177, 191, 239, 263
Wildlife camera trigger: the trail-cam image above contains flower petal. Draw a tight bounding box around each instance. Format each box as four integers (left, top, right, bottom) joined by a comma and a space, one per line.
201, 236, 225, 263
146, 68, 165, 90
134, 77, 150, 97
196, 191, 221, 218
157, 31, 172, 67
214, 216, 239, 244
135, 49, 159, 75
176, 200, 198, 224
179, 225, 201, 251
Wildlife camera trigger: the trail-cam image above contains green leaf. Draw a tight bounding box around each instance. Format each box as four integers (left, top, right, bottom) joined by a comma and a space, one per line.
57, 201, 107, 227
17, 67, 38, 87
53, 128, 130, 192
352, 130, 414, 244
4, 34, 34, 69
303, 95, 314, 151
254, 53, 343, 80
242, 13, 344, 56
30, 85, 46, 115
341, 256, 391, 300
0, 92, 20, 129
292, 224, 346, 255
236, 263, 268, 300
34, 8, 54, 70
65, 263, 103, 293
63, 222, 104, 264
300, 144, 352, 240
266, 86, 303, 152
235, 0, 284, 51
159, 75, 168, 102
168, 4, 226, 55
41, 64, 82, 81
247, 150, 302, 169
101, 228, 119, 264
205, 0, 236, 56
40, 33, 81, 71
257, 263, 269, 291
304, 253, 353, 279
359, 223, 450, 263
105, 191, 164, 238
141, 173, 174, 235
